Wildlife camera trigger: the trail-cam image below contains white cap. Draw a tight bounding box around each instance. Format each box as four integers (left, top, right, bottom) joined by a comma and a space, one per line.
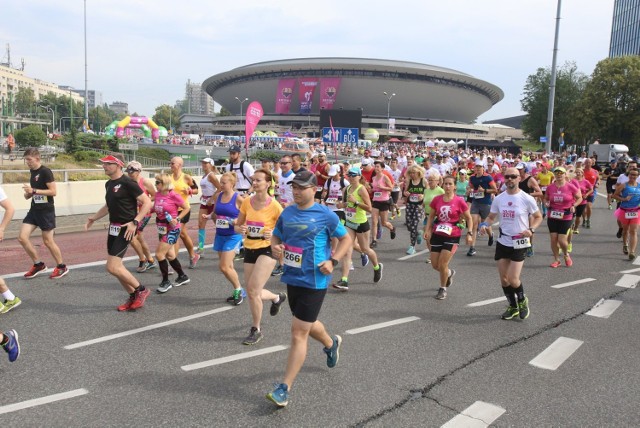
361, 158, 374, 166
328, 165, 340, 176
459, 169, 468, 174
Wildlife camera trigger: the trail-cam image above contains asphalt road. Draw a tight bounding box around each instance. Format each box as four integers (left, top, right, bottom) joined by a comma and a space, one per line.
0, 193, 638, 427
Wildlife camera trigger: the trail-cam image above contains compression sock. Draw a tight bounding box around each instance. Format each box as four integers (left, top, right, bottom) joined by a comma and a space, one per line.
168, 258, 185, 276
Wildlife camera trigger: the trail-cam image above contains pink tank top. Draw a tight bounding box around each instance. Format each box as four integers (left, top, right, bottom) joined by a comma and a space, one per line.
372, 173, 390, 202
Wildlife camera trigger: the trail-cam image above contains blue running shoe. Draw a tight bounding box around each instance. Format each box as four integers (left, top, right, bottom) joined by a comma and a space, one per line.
324, 335, 342, 368
417, 234, 423, 245
3, 330, 20, 362
376, 224, 382, 240
361, 253, 369, 267
266, 383, 289, 407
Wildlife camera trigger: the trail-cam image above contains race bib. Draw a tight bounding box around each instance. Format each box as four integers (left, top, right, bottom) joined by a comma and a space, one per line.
625, 210, 639, 219
512, 235, 531, 249
374, 191, 383, 199
409, 194, 421, 203
246, 221, 265, 238
326, 197, 338, 205
472, 191, 485, 199
549, 210, 564, 219
541, 186, 547, 192
345, 207, 356, 221
200, 196, 209, 205
435, 224, 453, 235
283, 244, 303, 268
316, 186, 323, 192
33, 194, 47, 204
393, 185, 401, 192
109, 224, 122, 237
157, 225, 167, 235
216, 215, 232, 228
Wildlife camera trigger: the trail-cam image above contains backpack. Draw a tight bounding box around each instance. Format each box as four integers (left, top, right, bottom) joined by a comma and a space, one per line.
227, 160, 251, 185
324, 177, 347, 202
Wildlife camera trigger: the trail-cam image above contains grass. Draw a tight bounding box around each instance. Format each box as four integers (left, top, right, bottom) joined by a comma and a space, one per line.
515, 139, 545, 153
0, 153, 107, 183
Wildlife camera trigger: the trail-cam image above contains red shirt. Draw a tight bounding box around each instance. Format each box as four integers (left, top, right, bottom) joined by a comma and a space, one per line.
583, 168, 599, 187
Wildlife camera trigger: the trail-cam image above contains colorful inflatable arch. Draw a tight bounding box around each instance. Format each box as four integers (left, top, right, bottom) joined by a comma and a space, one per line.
115, 116, 160, 141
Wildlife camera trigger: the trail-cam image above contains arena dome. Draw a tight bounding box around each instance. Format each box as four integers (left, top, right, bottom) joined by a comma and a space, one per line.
202, 58, 504, 123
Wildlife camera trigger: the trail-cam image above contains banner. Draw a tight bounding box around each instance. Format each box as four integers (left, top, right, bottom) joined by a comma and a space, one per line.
275, 78, 296, 114
298, 78, 318, 114
388, 118, 396, 133
244, 101, 264, 156
319, 77, 341, 110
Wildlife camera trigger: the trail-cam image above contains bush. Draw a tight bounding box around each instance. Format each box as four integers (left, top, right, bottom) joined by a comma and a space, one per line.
252, 150, 281, 162
15, 125, 47, 148
72, 150, 103, 163
137, 147, 172, 161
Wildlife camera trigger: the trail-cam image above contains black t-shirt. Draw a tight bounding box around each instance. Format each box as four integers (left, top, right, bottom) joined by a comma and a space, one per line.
105, 175, 143, 224
605, 167, 620, 187
518, 175, 534, 194
30, 165, 55, 210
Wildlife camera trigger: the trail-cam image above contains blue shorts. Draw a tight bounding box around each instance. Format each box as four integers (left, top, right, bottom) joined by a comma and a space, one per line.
214, 233, 242, 252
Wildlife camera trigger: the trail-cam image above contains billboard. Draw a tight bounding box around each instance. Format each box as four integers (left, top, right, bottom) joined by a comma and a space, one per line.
319, 109, 363, 132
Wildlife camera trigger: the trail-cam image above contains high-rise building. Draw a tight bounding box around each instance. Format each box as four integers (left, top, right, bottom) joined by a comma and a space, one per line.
610, 0, 640, 57
185, 79, 214, 115
109, 101, 128, 116
71, 89, 103, 109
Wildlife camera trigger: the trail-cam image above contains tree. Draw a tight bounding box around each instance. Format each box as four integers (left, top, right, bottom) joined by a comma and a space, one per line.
14, 88, 36, 115
88, 104, 116, 133
15, 125, 47, 148
575, 56, 640, 153
520, 61, 588, 149
218, 106, 232, 117
153, 104, 181, 131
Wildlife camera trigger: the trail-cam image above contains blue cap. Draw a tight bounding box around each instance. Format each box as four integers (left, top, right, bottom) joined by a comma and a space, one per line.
347, 166, 362, 176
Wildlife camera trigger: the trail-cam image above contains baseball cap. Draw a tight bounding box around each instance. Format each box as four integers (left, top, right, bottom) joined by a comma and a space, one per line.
459, 169, 468, 175
228, 145, 242, 153
347, 166, 362, 176
553, 166, 567, 174
125, 160, 142, 172
328, 165, 340, 177
515, 162, 526, 170
99, 155, 124, 167
361, 158, 373, 166
288, 170, 317, 187
200, 157, 215, 165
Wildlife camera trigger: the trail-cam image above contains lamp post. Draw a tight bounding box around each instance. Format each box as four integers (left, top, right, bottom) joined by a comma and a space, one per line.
37, 105, 55, 134
383, 91, 396, 135
235, 97, 248, 116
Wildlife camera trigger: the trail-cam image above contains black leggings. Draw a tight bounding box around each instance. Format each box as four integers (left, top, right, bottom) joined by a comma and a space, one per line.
405, 203, 424, 246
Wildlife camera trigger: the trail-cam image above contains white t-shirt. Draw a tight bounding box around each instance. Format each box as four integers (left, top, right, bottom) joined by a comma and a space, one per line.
325, 178, 345, 211
225, 160, 255, 191
0, 185, 6, 203
277, 170, 295, 206
490, 190, 539, 247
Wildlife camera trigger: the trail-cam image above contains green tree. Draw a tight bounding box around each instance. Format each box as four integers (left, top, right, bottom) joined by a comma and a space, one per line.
218, 106, 232, 117
14, 88, 36, 115
152, 104, 181, 130
575, 56, 640, 153
15, 124, 47, 148
520, 61, 588, 149
88, 104, 116, 133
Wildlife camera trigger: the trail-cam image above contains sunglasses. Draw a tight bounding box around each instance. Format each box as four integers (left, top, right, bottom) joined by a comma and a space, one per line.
347, 173, 360, 177
504, 174, 518, 180
554, 171, 565, 174
155, 181, 162, 185
280, 161, 291, 165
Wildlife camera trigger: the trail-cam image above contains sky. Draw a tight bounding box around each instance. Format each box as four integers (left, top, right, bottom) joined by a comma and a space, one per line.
1, 0, 615, 123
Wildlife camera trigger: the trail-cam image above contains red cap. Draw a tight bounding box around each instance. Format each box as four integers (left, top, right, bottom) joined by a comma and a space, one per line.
99, 155, 124, 167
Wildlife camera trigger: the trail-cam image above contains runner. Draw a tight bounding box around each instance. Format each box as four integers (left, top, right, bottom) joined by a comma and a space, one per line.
466, 163, 497, 256
0, 330, 19, 362
0, 185, 22, 313
196, 158, 221, 254
125, 161, 157, 273
234, 168, 286, 345
403, 165, 427, 255
479, 167, 542, 320
19, 148, 69, 279
535, 162, 554, 218
544, 167, 582, 268
389, 158, 403, 219
581, 159, 599, 229
613, 167, 640, 260
313, 152, 330, 202
225, 145, 255, 193
370, 161, 396, 247
153, 173, 191, 294
425, 176, 473, 300
85, 155, 153, 311
266, 170, 350, 408
571, 168, 593, 234
615, 160, 637, 239
168, 157, 200, 268
604, 160, 621, 210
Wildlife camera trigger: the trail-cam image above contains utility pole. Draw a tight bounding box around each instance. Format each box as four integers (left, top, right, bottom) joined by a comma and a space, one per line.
545, 0, 562, 154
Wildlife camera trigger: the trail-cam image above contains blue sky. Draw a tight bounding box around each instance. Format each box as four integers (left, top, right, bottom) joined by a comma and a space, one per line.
1, 0, 614, 122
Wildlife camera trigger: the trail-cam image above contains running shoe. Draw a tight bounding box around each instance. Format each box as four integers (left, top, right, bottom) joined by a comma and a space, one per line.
573, 228, 580, 235
271, 266, 284, 276
390, 227, 396, 240
332, 280, 349, 291
466, 248, 477, 257
623, 245, 629, 255
0, 297, 21, 314
518, 296, 530, 319
189, 253, 201, 269
435, 287, 447, 300
24, 263, 47, 279
567, 242, 573, 253
130, 287, 151, 310
446, 269, 456, 287
324, 335, 342, 368
3, 330, 20, 362
488, 234, 494, 246
136, 261, 147, 273
226, 288, 244, 306
501, 305, 520, 320
243, 327, 263, 345
585, 219, 591, 229
350, 263, 354, 271
117, 295, 135, 311
157, 279, 173, 294
376, 225, 382, 240
196, 246, 205, 255
526, 246, 534, 257
390, 214, 396, 220
564, 255, 573, 267
417, 234, 423, 245
550, 260, 561, 268
234, 248, 245, 261
617, 228, 623, 239
144, 260, 157, 271
265, 383, 289, 407
406, 246, 416, 255
609, 204, 613, 210
174, 274, 190, 286
361, 253, 369, 267
49, 265, 69, 279
397, 210, 402, 218
373, 263, 383, 283
370, 240, 377, 248
270, 292, 287, 316
630, 253, 637, 261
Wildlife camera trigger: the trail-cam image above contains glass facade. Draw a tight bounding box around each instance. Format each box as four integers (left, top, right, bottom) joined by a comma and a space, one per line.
610, 0, 640, 57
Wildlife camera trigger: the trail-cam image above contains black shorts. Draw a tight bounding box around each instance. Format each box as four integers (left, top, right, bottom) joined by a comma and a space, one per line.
333, 210, 346, 223
575, 204, 586, 219
23, 208, 56, 231
494, 241, 527, 262
606, 183, 616, 194
372, 200, 390, 212
107, 225, 133, 258
180, 210, 191, 224
429, 233, 460, 253
391, 191, 400, 204
547, 218, 573, 235
286, 284, 326, 323
346, 219, 370, 233
243, 246, 274, 264
314, 190, 323, 200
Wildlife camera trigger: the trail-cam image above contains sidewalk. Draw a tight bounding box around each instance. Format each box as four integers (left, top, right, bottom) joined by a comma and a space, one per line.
4, 214, 110, 240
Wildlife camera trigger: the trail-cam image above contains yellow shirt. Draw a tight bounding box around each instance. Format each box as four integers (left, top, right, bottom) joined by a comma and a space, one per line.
239, 196, 283, 249
537, 171, 554, 186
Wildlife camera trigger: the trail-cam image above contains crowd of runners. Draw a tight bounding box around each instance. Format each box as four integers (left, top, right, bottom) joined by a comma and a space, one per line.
0, 143, 637, 407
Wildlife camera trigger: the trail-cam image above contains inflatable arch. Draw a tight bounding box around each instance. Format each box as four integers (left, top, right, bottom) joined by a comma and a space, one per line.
116, 116, 160, 141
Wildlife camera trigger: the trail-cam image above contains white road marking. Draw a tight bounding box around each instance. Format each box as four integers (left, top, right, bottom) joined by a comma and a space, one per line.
441, 401, 506, 428
615, 273, 640, 288
550, 278, 597, 289
64, 307, 234, 350
633, 256, 640, 266
345, 316, 420, 335
466, 296, 507, 307
398, 248, 430, 260
586, 299, 623, 319
529, 337, 584, 371
181, 345, 288, 371
0, 388, 89, 415
620, 267, 640, 274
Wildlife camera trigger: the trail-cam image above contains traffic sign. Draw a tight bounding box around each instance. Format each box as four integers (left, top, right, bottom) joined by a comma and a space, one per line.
322, 127, 359, 144
119, 143, 138, 150
539, 136, 547, 143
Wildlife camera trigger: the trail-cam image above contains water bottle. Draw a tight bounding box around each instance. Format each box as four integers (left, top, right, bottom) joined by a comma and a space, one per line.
165, 212, 173, 222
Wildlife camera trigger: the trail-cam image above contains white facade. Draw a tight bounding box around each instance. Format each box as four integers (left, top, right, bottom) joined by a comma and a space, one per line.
0, 64, 84, 104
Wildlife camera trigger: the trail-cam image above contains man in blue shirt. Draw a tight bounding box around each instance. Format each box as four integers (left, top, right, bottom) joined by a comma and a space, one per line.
467, 163, 497, 256
266, 171, 351, 408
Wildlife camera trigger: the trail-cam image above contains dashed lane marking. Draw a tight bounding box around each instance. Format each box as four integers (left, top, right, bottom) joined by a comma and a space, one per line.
0, 388, 89, 415
529, 336, 584, 371
64, 306, 233, 350
441, 400, 506, 428
466, 296, 507, 307
398, 248, 429, 260
615, 274, 640, 288
586, 298, 623, 319
345, 316, 420, 335
550, 278, 597, 289
619, 267, 640, 274
181, 345, 289, 371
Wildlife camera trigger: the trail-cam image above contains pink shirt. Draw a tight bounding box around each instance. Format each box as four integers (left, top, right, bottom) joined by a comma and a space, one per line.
546, 181, 579, 220
429, 195, 469, 238
574, 179, 592, 206
154, 190, 185, 222
372, 173, 390, 202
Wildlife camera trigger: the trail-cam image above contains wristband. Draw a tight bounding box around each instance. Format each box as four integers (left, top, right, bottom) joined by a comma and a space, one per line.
479, 222, 489, 229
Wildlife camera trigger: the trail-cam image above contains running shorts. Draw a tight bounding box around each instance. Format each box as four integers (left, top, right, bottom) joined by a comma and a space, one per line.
286, 284, 327, 323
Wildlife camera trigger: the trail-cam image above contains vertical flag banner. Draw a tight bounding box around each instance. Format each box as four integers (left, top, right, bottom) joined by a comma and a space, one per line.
245, 101, 264, 156
319, 77, 341, 110
298, 78, 318, 114
275, 79, 296, 114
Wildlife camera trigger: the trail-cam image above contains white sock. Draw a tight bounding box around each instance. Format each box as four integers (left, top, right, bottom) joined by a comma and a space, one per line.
2, 290, 15, 301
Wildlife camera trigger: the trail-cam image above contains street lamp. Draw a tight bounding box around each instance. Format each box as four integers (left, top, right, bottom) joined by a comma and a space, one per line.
37, 105, 55, 134
383, 91, 396, 134
235, 97, 249, 116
